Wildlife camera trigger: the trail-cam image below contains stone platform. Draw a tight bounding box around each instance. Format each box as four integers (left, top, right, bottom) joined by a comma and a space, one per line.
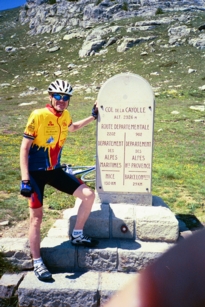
0, 236, 174, 307
0, 196, 188, 306
41, 237, 173, 273
18, 271, 136, 307
56, 195, 179, 242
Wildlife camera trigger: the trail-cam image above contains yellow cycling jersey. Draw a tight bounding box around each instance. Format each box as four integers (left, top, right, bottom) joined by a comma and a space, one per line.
23, 105, 72, 171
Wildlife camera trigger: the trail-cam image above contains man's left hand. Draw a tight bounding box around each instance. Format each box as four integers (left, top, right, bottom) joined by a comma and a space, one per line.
20, 180, 33, 198
91, 103, 98, 120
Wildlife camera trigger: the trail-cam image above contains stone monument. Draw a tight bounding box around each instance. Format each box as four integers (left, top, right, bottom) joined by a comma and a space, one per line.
96, 72, 154, 205
93, 72, 178, 242
70, 72, 179, 242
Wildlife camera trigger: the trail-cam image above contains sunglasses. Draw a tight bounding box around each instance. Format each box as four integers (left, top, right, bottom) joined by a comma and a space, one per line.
52, 93, 71, 101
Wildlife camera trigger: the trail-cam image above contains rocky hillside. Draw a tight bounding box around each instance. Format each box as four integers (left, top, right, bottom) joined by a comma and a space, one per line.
19, 0, 205, 35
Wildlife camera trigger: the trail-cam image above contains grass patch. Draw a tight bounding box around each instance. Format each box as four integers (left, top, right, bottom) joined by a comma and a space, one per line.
0, 251, 19, 278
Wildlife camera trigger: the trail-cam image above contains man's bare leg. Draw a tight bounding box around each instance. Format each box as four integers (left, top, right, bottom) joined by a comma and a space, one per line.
29, 206, 43, 259
73, 183, 95, 229
72, 183, 98, 246
29, 206, 52, 281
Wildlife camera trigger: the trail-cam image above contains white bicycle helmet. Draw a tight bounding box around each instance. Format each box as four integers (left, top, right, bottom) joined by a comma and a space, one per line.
48, 79, 73, 96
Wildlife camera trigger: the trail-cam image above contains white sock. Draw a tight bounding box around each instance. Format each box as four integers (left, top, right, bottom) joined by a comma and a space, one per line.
33, 257, 43, 267
72, 229, 83, 237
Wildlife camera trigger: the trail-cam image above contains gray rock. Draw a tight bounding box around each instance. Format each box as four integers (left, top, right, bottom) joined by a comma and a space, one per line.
85, 26, 111, 42
198, 85, 205, 90
135, 17, 174, 27
168, 25, 191, 45
0, 238, 32, 270
18, 101, 38, 106
104, 36, 117, 48
79, 39, 106, 57
117, 36, 156, 52
189, 34, 205, 49
0, 83, 11, 87
0, 273, 25, 299
28, 86, 37, 91
47, 45, 60, 52
168, 25, 191, 37
0, 221, 9, 226
110, 25, 122, 33
5, 46, 17, 52
63, 31, 85, 41
190, 105, 205, 111
54, 70, 62, 76
67, 63, 77, 70
188, 68, 197, 73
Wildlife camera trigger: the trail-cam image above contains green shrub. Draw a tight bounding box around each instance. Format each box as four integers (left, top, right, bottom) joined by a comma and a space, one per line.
122, 2, 128, 11
47, 0, 56, 5
155, 7, 164, 15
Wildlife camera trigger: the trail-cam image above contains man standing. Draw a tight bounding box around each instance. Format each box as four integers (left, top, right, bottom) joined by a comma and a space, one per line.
20, 79, 98, 281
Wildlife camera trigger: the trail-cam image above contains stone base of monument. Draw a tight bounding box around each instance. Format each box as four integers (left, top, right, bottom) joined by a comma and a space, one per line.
1, 196, 181, 307
40, 235, 173, 273
35, 194, 178, 274
18, 271, 136, 307
95, 191, 153, 206
62, 195, 179, 243
37, 195, 178, 274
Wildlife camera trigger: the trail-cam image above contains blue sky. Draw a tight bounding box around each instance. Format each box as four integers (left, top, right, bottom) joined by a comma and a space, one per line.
0, 0, 26, 11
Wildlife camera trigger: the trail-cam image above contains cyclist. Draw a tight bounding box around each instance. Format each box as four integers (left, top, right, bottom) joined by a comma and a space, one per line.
20, 79, 99, 282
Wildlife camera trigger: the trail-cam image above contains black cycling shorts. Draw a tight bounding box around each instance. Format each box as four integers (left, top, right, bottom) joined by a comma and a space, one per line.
29, 168, 83, 208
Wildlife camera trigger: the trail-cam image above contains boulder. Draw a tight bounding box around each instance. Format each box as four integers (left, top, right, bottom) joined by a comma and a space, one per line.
79, 39, 106, 57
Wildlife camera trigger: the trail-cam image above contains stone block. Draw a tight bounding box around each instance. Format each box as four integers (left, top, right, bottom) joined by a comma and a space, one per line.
47, 219, 69, 237
0, 273, 25, 298
77, 240, 118, 271
95, 192, 152, 205
135, 206, 179, 242
110, 204, 135, 239
118, 240, 173, 272
18, 271, 99, 307
0, 238, 32, 270
67, 201, 110, 238
40, 237, 75, 271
